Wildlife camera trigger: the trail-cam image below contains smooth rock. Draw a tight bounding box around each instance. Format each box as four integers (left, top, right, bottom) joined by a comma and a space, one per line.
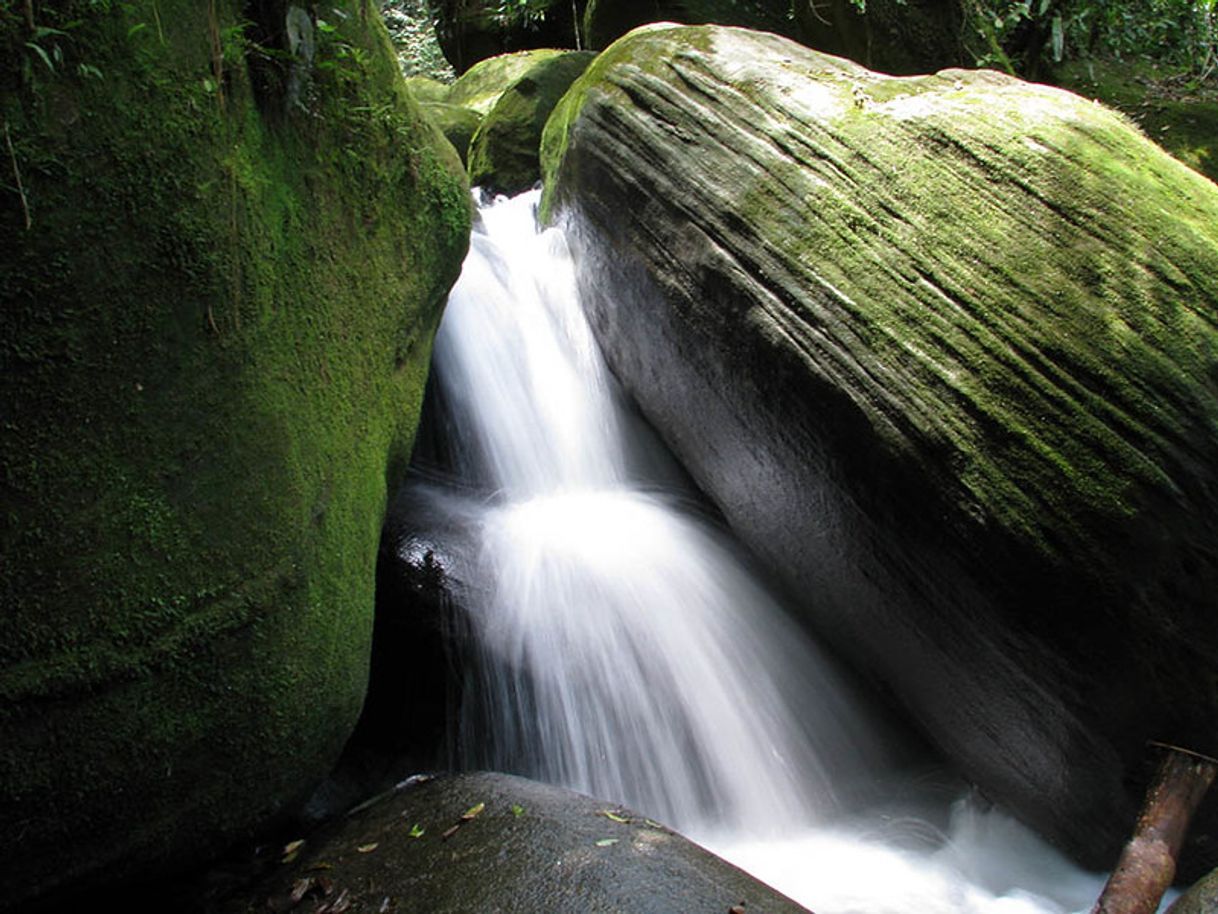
541, 23, 1218, 869
219, 772, 811, 913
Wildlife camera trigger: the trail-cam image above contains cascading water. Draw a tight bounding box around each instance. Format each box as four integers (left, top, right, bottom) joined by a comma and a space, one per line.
403, 189, 1129, 913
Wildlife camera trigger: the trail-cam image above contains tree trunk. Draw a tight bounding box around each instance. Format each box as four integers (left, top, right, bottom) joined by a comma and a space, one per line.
1091, 745, 1218, 914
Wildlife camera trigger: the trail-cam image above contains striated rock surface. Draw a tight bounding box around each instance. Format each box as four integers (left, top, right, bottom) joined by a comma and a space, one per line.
0, 0, 469, 906
541, 23, 1218, 868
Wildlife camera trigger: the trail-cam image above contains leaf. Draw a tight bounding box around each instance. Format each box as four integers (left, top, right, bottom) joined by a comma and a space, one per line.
441, 824, 461, 841
128, 22, 147, 37
1051, 13, 1065, 62
460, 802, 485, 821
511, 804, 525, 817
594, 838, 619, 847
282, 838, 305, 863
356, 842, 379, 853
25, 42, 55, 73
408, 823, 425, 838
290, 877, 313, 904
599, 810, 630, 824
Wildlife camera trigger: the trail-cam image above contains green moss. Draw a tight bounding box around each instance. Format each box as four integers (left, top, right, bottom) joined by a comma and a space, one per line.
406, 74, 453, 103
0, 0, 469, 905
421, 100, 484, 164
1054, 58, 1218, 184
447, 47, 566, 114
467, 50, 594, 195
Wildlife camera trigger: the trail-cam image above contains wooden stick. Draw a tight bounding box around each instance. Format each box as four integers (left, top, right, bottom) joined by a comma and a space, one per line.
1091, 744, 1218, 914
4, 119, 31, 231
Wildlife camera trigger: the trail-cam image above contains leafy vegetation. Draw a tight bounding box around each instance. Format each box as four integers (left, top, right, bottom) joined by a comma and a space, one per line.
381, 0, 455, 79
963, 0, 1217, 77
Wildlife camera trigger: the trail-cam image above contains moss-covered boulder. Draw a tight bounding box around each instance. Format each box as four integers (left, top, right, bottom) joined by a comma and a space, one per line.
431, 0, 587, 74
467, 50, 595, 194
422, 101, 485, 164
542, 23, 1218, 869
219, 772, 809, 914
406, 74, 454, 103
0, 0, 469, 907
447, 47, 568, 114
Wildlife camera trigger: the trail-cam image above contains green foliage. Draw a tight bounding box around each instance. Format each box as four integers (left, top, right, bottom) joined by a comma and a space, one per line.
381, 0, 455, 79
969, 0, 1218, 75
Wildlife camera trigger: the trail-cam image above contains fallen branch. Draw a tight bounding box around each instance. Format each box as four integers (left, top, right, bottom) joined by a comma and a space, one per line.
1091, 743, 1218, 914
4, 119, 31, 231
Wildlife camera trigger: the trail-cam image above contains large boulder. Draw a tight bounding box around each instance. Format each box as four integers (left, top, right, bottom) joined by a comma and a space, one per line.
219, 771, 810, 913
0, 0, 469, 907
447, 48, 568, 114
468, 50, 596, 194
541, 23, 1218, 869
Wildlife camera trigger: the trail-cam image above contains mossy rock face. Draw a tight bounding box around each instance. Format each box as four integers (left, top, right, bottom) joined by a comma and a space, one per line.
467, 50, 595, 194
406, 74, 454, 103
431, 0, 586, 74
542, 23, 1218, 869
0, 0, 469, 907
422, 101, 485, 164
447, 47, 567, 114
218, 772, 809, 914
1055, 59, 1218, 185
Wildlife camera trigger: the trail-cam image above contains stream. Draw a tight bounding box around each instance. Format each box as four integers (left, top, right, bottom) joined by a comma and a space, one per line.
399, 188, 1129, 913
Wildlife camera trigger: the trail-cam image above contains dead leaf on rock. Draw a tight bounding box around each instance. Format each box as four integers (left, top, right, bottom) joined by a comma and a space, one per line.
356, 843, 379, 854
460, 802, 485, 821
317, 888, 351, 914
598, 810, 630, 824
290, 878, 313, 904
281, 839, 305, 864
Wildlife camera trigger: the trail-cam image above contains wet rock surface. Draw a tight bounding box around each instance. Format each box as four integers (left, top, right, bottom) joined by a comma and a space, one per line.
221, 772, 811, 914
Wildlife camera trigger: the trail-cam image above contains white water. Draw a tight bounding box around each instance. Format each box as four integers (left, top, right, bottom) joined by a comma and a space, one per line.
414, 189, 1116, 913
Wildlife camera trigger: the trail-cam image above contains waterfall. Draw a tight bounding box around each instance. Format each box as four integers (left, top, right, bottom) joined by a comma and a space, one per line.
401, 189, 1127, 913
